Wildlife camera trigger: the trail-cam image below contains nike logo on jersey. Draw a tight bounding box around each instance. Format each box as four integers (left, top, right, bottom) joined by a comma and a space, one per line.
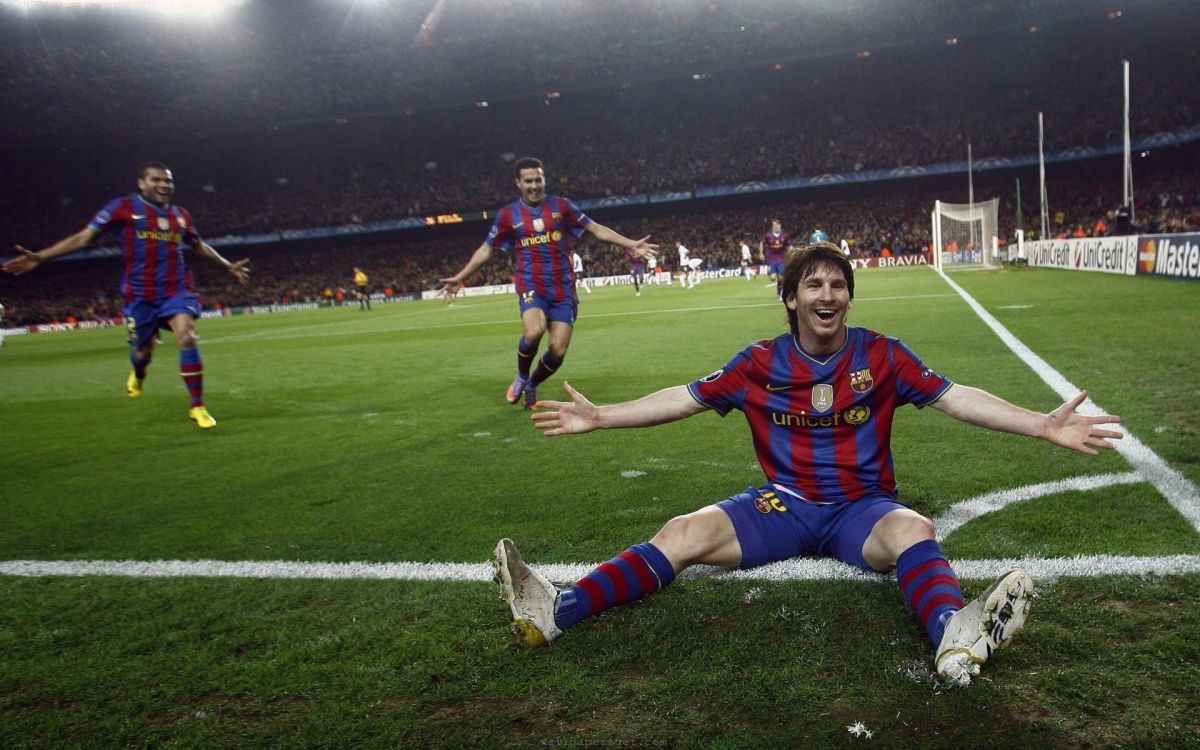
131, 215, 145, 220
765, 383, 795, 392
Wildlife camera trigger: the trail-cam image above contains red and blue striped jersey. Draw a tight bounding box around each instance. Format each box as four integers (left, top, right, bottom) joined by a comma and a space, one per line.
486, 195, 591, 303
88, 195, 201, 303
687, 327, 952, 504
761, 231, 791, 263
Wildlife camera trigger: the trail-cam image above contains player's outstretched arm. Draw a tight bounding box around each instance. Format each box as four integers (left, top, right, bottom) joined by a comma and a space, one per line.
532, 382, 708, 437
930, 385, 1122, 455
438, 242, 493, 302
195, 240, 251, 285
3, 228, 98, 275
586, 223, 659, 257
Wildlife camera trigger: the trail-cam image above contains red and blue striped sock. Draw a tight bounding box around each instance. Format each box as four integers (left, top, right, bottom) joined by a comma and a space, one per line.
516, 337, 537, 377
896, 539, 965, 646
553, 542, 676, 630
179, 347, 204, 408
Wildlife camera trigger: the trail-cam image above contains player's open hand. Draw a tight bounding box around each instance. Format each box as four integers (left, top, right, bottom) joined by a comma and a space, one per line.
437, 278, 464, 304
631, 236, 660, 258
1044, 391, 1123, 455
228, 258, 252, 285
531, 381, 601, 436
2, 246, 42, 276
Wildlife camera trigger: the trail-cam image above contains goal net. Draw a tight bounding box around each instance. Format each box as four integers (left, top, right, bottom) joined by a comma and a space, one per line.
931, 198, 1000, 271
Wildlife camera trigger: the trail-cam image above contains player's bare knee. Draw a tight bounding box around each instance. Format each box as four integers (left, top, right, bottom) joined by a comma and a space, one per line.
175, 330, 198, 349
864, 509, 935, 569
882, 511, 935, 551
650, 515, 702, 566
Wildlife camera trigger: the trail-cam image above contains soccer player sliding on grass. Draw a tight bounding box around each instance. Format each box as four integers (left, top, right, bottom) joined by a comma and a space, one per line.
498, 242, 1123, 686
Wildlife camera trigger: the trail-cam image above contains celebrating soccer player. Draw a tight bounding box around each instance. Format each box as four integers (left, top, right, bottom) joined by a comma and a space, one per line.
497, 242, 1123, 686
2, 162, 250, 429
438, 157, 657, 409
759, 218, 791, 298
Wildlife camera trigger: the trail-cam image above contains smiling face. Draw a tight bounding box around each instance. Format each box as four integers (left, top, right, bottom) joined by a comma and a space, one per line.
137, 166, 175, 205
515, 166, 545, 206
782, 244, 855, 355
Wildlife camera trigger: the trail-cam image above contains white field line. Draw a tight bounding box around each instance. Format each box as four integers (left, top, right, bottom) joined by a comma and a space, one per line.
3, 554, 1199, 584
933, 471, 1144, 542
936, 268, 1200, 534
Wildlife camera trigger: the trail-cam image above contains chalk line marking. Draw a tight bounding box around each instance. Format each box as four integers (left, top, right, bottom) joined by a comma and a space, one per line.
3, 554, 1199, 584
933, 471, 1144, 541
937, 268, 1200, 534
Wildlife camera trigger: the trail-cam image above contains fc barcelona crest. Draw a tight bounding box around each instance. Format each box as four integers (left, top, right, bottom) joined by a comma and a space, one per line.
532, 218, 545, 233
811, 383, 833, 412
850, 367, 874, 394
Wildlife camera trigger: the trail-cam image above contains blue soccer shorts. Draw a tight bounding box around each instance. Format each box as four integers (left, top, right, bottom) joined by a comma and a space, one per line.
124, 293, 201, 350
768, 261, 785, 277
717, 484, 907, 571
517, 289, 577, 326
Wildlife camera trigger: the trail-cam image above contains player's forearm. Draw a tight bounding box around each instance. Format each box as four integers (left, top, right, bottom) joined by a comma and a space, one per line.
451, 244, 493, 282
36, 229, 94, 261
197, 241, 235, 270
588, 223, 637, 249
596, 385, 706, 429
932, 384, 1047, 440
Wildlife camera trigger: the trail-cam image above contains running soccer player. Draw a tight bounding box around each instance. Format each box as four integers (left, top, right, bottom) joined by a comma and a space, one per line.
677, 243, 701, 289
628, 247, 645, 296
354, 266, 371, 311
438, 157, 657, 409
760, 218, 791, 298
571, 252, 592, 295
2, 162, 250, 429
740, 241, 754, 281
498, 242, 1123, 686
0, 300, 5, 347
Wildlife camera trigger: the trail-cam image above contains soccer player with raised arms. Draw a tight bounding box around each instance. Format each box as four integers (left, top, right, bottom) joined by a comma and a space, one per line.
3, 162, 250, 429
497, 242, 1123, 685
439, 157, 657, 409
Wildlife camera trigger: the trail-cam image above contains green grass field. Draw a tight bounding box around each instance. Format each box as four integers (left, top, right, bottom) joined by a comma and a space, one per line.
2, 266, 1198, 748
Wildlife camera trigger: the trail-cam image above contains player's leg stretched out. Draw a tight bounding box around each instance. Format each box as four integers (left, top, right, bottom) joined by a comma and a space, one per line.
496, 490, 1031, 687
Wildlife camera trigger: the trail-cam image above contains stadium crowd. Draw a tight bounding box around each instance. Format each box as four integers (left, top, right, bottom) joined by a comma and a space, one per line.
3, 0, 1198, 325
3, 170, 1195, 327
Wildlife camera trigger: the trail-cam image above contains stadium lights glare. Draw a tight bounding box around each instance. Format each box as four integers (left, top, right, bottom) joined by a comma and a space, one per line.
2, 0, 244, 17
4, 0, 241, 6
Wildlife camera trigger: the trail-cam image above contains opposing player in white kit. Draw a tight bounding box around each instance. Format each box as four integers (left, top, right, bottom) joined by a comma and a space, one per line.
740, 241, 755, 281
571, 252, 592, 295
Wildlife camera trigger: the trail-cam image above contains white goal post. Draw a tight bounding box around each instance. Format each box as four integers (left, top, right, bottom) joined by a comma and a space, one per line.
931, 198, 1001, 271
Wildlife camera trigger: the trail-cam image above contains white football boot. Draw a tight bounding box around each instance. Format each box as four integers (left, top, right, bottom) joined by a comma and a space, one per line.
493, 538, 562, 647
935, 568, 1033, 686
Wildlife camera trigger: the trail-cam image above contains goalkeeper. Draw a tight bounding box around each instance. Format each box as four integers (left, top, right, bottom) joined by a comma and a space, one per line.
496, 242, 1123, 686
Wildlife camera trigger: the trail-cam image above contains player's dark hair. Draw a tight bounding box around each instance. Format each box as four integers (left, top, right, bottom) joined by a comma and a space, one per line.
782, 242, 854, 338
138, 161, 169, 179
514, 157, 544, 177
